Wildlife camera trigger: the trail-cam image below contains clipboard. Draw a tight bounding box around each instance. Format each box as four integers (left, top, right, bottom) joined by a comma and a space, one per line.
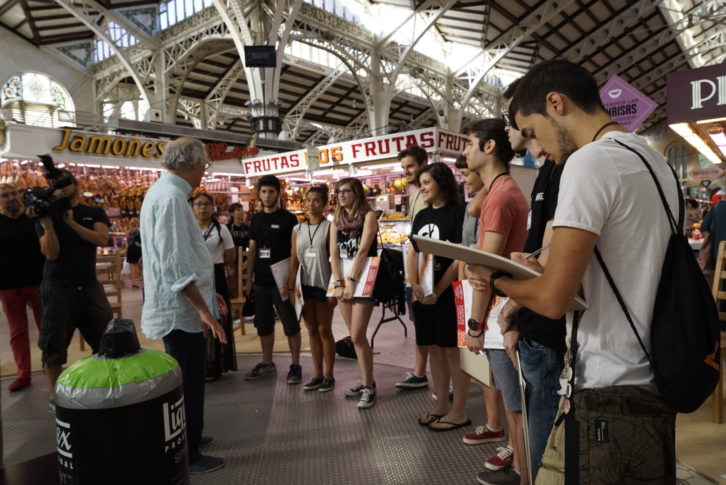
411, 236, 588, 311
459, 349, 491, 386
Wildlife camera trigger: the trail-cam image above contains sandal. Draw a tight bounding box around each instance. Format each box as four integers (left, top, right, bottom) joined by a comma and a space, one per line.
418, 413, 444, 426
428, 418, 472, 432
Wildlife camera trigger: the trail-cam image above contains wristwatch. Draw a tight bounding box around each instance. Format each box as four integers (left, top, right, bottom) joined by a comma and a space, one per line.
467, 318, 483, 332
490, 271, 512, 298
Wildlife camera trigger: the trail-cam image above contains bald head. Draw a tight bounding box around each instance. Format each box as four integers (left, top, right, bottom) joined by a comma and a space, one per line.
162, 137, 208, 171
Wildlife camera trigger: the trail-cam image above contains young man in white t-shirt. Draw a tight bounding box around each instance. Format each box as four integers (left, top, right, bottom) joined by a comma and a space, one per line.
467, 60, 678, 484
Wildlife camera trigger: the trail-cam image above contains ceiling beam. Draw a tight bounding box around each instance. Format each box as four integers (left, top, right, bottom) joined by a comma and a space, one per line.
455, 0, 577, 106
18, 0, 39, 44
36, 31, 95, 45
0, 0, 19, 17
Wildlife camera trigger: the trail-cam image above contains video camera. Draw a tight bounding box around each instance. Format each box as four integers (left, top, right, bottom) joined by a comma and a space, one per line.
24, 154, 76, 218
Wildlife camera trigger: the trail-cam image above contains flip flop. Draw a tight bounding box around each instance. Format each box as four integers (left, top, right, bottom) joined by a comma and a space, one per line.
418, 413, 444, 426
428, 418, 472, 432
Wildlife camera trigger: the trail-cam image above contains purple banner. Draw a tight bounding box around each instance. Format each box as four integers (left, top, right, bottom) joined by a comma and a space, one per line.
599, 74, 658, 132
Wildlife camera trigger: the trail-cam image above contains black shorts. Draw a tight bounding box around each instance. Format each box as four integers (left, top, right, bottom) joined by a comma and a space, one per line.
412, 286, 457, 347
39, 279, 113, 366
301, 285, 327, 303
253, 285, 300, 337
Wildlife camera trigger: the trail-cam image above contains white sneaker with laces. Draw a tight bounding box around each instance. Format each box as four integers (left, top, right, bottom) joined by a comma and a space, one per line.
357, 387, 376, 409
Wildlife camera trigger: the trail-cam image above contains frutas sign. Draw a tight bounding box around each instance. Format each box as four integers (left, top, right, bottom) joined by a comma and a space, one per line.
667, 63, 726, 123
53, 128, 168, 158
241, 127, 469, 177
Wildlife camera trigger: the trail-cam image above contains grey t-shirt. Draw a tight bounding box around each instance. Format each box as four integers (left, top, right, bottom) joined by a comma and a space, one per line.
461, 200, 480, 247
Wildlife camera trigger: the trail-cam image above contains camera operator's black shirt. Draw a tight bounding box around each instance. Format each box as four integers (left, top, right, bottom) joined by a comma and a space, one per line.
0, 214, 44, 290
36, 204, 110, 281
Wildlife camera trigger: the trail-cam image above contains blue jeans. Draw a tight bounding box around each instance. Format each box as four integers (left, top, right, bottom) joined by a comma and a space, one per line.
518, 337, 564, 478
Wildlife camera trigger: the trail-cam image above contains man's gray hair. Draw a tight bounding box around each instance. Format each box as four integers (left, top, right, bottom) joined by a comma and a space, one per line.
162, 137, 208, 170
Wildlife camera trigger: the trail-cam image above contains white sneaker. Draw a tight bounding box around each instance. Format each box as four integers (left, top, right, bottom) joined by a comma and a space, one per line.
357, 387, 376, 409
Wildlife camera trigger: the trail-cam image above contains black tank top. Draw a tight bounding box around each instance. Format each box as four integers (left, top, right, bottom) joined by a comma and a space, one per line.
336, 226, 378, 259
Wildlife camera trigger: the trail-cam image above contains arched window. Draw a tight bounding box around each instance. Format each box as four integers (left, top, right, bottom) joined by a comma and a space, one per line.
1, 72, 76, 127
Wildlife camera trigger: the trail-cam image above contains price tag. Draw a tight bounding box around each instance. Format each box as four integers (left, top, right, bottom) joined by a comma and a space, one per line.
260, 247, 271, 259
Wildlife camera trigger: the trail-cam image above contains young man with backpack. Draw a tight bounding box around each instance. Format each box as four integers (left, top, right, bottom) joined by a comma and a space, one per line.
466, 60, 698, 484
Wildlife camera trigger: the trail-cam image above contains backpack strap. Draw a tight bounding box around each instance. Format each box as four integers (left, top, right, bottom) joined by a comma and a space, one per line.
594, 247, 654, 367
612, 139, 682, 235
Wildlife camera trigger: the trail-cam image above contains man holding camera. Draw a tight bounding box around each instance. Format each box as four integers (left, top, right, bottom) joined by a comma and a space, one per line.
34, 169, 113, 407
0, 183, 44, 392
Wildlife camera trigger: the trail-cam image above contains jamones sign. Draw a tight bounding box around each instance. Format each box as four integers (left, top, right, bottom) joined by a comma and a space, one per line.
241, 127, 468, 177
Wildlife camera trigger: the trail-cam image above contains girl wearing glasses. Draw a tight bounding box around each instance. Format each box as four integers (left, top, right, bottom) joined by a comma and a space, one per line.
191, 192, 237, 380
330, 178, 379, 409
285, 186, 336, 393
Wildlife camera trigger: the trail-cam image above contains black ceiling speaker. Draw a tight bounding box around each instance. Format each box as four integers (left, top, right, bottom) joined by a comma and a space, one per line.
244, 46, 276, 67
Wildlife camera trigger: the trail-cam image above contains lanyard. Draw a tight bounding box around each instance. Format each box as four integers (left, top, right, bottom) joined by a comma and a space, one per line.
203, 224, 214, 241
307, 222, 322, 246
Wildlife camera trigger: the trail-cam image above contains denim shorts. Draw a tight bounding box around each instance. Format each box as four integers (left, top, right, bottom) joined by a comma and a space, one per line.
485, 349, 521, 412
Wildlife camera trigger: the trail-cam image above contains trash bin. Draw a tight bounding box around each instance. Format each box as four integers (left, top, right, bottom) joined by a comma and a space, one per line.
55, 319, 189, 485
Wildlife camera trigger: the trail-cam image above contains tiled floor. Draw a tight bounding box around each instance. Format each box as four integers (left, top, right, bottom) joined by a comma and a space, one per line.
0, 287, 724, 483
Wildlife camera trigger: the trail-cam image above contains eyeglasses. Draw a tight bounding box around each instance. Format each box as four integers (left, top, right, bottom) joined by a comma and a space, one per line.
335, 189, 353, 195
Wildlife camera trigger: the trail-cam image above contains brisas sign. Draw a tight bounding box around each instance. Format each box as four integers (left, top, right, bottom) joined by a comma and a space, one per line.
241, 127, 469, 177
599, 74, 657, 132
667, 63, 726, 124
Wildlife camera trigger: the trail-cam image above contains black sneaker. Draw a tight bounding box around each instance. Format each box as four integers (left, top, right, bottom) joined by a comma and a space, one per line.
303, 377, 323, 391
318, 378, 335, 393
189, 454, 225, 474
395, 372, 428, 389
287, 364, 302, 385
244, 362, 276, 380
345, 384, 365, 398
476, 468, 520, 485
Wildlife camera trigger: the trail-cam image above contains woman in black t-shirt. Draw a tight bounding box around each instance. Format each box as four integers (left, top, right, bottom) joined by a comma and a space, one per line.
330, 177, 379, 409
407, 163, 469, 430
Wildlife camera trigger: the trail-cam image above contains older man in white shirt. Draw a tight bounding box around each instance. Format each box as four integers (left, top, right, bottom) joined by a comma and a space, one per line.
140, 137, 227, 474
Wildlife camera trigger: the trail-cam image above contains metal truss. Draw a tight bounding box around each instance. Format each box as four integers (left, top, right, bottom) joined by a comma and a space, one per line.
56, 0, 155, 103
205, 58, 244, 128
283, 63, 347, 139
454, 0, 577, 106
594, 1, 726, 84
212, 0, 261, 101
563, 0, 663, 64
410, 107, 434, 129
660, 0, 726, 68
89, 0, 502, 136
177, 97, 203, 127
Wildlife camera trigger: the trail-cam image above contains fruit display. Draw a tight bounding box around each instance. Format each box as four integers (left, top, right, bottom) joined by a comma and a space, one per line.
379, 221, 411, 246
1, 159, 251, 233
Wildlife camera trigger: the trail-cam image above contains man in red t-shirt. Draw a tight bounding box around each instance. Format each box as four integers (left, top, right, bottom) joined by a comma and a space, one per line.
463, 118, 529, 485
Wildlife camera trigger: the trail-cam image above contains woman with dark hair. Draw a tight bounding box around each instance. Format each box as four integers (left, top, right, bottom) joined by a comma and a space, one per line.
407, 162, 468, 430
191, 192, 238, 379
286, 186, 336, 393
330, 177, 379, 409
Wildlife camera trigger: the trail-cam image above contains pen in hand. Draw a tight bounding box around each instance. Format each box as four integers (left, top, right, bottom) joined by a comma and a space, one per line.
526, 244, 550, 260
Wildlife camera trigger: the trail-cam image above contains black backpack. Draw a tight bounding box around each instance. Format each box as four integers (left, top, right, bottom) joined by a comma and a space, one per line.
595, 140, 721, 413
